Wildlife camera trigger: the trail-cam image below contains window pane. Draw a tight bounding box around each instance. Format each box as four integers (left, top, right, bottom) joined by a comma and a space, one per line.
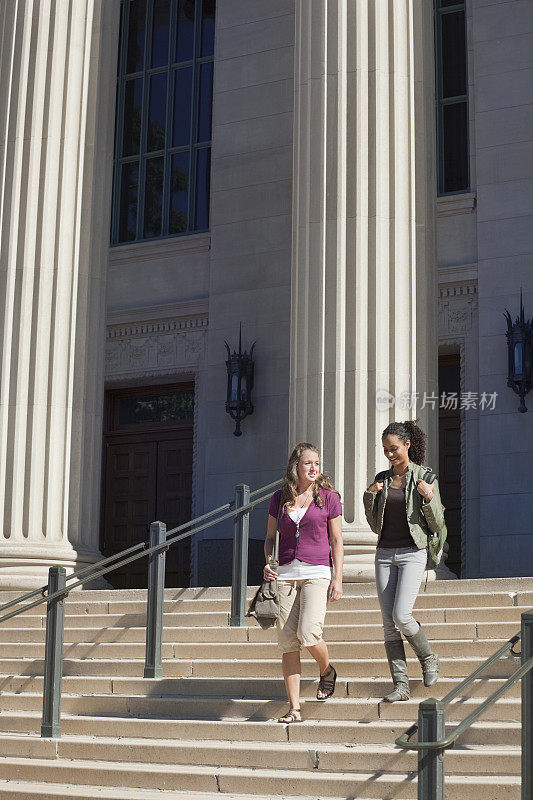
439, 0, 463, 7
172, 67, 193, 146
151, 0, 171, 68
144, 156, 164, 237
176, 0, 195, 62
116, 391, 194, 426
200, 0, 215, 57
194, 147, 210, 230
126, 0, 147, 73
123, 78, 143, 156
441, 11, 466, 98
119, 162, 139, 241
147, 72, 167, 151
170, 152, 189, 233
197, 61, 213, 142
443, 102, 468, 192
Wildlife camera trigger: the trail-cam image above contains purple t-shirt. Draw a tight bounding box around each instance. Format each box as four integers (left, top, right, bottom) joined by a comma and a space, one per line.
268, 488, 342, 567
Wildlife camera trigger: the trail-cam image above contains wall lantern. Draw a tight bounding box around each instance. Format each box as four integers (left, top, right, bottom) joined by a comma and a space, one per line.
225, 325, 256, 436
504, 289, 533, 413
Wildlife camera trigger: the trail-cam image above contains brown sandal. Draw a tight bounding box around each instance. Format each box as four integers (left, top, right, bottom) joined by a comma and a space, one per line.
277, 708, 302, 724
317, 664, 337, 700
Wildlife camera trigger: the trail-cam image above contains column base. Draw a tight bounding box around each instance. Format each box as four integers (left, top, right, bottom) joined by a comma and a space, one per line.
342, 527, 458, 582
0, 544, 111, 592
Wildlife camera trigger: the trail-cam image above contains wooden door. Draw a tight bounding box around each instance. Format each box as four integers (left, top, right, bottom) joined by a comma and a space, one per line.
156, 437, 193, 586
438, 355, 462, 577
102, 385, 194, 589
103, 442, 157, 588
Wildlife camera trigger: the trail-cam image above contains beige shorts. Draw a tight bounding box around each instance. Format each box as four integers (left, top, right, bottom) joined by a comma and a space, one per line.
277, 578, 330, 653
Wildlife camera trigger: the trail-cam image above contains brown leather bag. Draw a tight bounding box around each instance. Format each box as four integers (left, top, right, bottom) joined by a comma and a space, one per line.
247, 497, 282, 629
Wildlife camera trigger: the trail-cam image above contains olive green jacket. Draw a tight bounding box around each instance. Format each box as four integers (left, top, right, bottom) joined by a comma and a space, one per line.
363, 462, 447, 555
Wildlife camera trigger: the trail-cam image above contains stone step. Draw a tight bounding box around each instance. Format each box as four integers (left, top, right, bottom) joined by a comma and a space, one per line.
0, 626, 509, 659
0, 783, 295, 800
0, 673, 520, 700
0, 612, 475, 632
176, 639, 516, 659
0, 780, 521, 800
3, 590, 532, 623
47, 603, 533, 626
0, 624, 521, 656
0, 624, 522, 655
0, 578, 528, 800
0, 711, 521, 746
0, 577, 530, 606
0, 653, 518, 679
0, 757, 521, 798
0, 691, 521, 722
0, 733, 523, 775
0, 600, 528, 638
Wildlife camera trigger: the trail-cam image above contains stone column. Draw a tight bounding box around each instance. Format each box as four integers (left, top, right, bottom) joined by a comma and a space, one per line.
290, 1, 443, 580
0, 0, 120, 589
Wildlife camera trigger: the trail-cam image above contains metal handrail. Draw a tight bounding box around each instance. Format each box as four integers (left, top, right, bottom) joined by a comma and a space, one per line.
249, 479, 281, 499
0, 500, 235, 618
395, 610, 533, 800
0, 480, 281, 626
398, 652, 533, 751
395, 631, 522, 750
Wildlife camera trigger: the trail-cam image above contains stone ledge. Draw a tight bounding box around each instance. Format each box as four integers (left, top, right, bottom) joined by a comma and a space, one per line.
437, 192, 477, 217
109, 233, 211, 265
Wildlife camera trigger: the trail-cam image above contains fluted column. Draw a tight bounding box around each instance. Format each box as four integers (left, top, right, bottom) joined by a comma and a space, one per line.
290, 1, 440, 580
0, 0, 120, 589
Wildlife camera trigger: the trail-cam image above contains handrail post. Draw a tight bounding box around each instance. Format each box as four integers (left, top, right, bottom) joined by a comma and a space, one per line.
41, 566, 66, 738
418, 698, 445, 800
230, 483, 250, 627
522, 609, 533, 800
144, 521, 167, 678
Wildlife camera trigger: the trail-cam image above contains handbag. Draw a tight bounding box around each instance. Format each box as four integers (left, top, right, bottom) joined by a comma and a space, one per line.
247, 497, 282, 629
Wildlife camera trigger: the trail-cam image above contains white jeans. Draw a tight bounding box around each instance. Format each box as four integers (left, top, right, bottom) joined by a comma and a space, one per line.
375, 546, 428, 642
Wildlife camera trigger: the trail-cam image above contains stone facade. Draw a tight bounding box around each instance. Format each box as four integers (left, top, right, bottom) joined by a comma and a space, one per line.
1, 0, 532, 588
434, 0, 533, 577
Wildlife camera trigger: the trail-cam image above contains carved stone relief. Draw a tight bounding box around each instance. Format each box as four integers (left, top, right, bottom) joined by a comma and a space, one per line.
438, 283, 477, 337
105, 315, 208, 380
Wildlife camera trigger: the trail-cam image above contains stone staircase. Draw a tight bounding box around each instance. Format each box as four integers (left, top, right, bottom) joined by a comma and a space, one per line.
0, 577, 530, 799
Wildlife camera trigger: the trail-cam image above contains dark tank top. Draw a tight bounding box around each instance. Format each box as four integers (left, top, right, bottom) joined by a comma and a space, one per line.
379, 487, 414, 548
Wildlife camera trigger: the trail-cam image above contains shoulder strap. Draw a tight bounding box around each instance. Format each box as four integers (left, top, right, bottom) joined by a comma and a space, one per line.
270, 494, 283, 567
422, 469, 437, 484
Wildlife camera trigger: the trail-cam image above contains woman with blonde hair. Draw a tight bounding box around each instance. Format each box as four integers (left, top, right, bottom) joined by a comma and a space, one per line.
264, 443, 344, 724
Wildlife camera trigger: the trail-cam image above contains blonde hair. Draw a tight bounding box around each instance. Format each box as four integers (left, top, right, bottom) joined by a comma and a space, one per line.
280, 442, 340, 514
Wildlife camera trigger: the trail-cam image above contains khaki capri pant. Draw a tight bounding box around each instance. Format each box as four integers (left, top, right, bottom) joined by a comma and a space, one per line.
277, 578, 330, 653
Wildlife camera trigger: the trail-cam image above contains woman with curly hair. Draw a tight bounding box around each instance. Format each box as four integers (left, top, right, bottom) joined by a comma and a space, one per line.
363, 420, 445, 702
264, 443, 344, 723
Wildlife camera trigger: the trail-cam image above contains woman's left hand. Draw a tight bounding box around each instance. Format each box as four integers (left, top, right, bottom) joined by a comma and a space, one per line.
416, 479, 433, 502
328, 577, 343, 603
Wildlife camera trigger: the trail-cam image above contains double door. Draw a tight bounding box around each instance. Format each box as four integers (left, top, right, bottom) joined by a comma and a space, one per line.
102, 386, 193, 588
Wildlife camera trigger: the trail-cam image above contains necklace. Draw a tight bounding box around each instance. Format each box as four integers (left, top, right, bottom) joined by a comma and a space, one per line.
392, 465, 409, 478
294, 487, 312, 538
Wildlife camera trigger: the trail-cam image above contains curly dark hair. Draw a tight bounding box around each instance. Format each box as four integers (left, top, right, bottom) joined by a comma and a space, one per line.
382, 420, 427, 465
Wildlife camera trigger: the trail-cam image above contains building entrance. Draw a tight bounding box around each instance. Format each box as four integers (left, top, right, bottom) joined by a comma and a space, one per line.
102, 384, 194, 589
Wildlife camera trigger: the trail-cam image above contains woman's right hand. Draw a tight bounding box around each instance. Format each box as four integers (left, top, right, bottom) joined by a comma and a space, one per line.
367, 480, 384, 493
263, 556, 278, 581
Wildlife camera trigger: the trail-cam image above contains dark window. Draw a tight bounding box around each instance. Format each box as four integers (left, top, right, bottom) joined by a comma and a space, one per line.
112, 0, 215, 244
435, 0, 469, 194
114, 388, 194, 428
